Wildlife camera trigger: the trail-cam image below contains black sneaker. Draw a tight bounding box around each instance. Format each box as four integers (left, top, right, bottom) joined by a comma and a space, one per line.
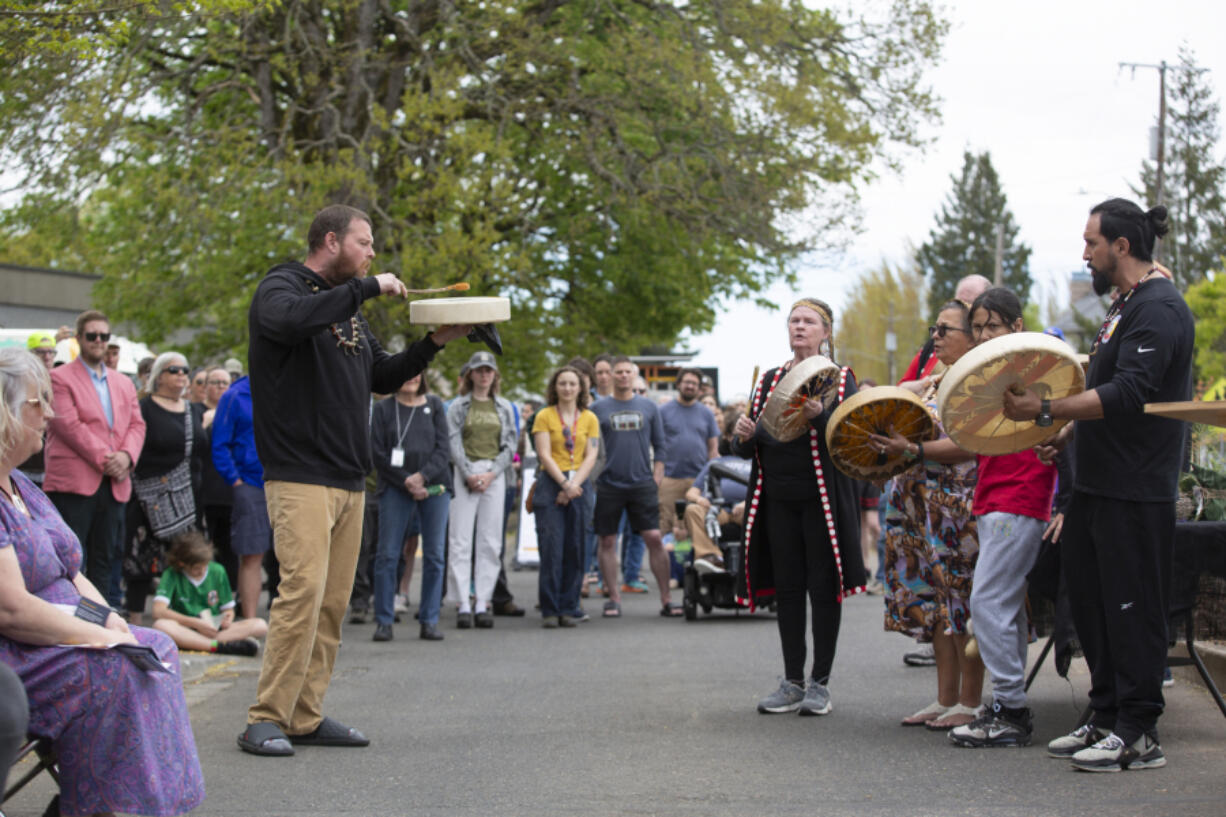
372, 623, 393, 642
419, 623, 444, 641
216, 637, 259, 657
457, 612, 473, 629
949, 700, 1032, 748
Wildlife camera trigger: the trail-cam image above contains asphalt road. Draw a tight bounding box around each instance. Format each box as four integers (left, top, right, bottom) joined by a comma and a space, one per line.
6, 567, 1226, 816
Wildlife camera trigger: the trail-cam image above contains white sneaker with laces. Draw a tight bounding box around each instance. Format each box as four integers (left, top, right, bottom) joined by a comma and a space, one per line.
1071, 732, 1166, 772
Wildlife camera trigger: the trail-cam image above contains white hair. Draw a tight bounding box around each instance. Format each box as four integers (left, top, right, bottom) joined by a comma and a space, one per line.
0, 348, 52, 460
148, 351, 189, 396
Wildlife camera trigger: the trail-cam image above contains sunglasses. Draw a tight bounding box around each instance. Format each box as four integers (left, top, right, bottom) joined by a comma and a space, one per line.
633, 388, 647, 395
83, 332, 111, 342
562, 425, 575, 454
928, 324, 969, 338
165, 365, 190, 375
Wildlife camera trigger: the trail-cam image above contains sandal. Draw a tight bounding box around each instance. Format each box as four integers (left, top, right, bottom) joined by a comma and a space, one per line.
289, 716, 370, 746
601, 600, 621, 618
925, 704, 983, 731
901, 701, 950, 727
237, 722, 294, 756
660, 602, 684, 617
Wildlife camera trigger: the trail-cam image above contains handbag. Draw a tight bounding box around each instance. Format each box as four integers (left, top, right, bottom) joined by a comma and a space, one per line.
131, 407, 197, 541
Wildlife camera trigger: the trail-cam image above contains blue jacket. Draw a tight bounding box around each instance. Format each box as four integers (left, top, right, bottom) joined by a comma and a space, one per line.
211, 376, 265, 488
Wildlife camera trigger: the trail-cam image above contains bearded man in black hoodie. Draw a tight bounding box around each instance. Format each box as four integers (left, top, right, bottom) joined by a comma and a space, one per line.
238, 204, 469, 756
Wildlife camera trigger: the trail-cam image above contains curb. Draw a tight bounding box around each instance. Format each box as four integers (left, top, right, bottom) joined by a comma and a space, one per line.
1169, 640, 1226, 696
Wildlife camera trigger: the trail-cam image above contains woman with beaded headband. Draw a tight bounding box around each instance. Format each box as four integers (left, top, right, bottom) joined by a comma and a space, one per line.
731, 297, 867, 717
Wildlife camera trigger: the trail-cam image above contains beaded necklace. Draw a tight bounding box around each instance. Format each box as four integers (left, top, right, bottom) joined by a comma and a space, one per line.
1089, 269, 1160, 359
305, 277, 364, 356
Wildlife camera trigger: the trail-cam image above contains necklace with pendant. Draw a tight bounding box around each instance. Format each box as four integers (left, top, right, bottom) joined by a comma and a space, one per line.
0, 479, 29, 516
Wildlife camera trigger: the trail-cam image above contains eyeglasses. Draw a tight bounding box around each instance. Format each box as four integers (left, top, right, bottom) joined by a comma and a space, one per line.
165, 365, 190, 375
82, 332, 111, 342
928, 324, 969, 338
633, 388, 647, 395
206, 379, 230, 387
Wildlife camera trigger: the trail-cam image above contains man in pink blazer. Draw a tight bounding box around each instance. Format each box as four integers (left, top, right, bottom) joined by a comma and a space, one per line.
44, 310, 146, 600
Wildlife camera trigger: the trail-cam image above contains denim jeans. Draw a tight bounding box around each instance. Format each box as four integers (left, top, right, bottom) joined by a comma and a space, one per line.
533, 477, 585, 618
581, 489, 599, 576
620, 511, 645, 583
374, 489, 450, 627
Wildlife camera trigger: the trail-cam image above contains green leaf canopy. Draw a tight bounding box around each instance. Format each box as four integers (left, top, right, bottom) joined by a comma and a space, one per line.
0, 0, 947, 390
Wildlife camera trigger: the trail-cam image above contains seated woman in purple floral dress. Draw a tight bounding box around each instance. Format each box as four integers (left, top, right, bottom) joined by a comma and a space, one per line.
0, 348, 205, 817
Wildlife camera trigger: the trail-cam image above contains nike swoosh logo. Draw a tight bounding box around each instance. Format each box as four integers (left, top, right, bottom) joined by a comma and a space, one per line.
1138, 345, 1155, 353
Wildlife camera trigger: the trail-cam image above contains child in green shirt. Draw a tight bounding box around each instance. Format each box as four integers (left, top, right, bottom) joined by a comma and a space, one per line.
152, 531, 268, 655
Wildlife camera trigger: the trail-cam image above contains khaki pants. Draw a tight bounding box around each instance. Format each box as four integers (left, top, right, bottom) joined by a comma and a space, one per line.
247, 481, 364, 734
657, 476, 693, 536
684, 502, 733, 560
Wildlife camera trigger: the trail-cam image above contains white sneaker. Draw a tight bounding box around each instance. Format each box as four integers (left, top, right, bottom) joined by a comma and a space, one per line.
393, 593, 410, 614
1047, 723, 1109, 758
1071, 732, 1166, 772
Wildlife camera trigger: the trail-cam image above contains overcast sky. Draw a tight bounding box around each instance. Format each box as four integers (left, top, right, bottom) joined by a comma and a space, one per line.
690, 0, 1226, 400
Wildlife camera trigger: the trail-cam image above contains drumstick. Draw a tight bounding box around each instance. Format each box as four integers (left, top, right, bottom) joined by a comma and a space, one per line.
405, 282, 470, 294
744, 366, 760, 418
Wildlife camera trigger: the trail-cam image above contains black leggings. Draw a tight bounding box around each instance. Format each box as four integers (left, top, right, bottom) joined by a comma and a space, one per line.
764, 497, 842, 684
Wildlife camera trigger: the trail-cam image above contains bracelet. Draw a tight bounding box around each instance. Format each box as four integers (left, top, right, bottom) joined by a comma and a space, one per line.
916, 442, 924, 461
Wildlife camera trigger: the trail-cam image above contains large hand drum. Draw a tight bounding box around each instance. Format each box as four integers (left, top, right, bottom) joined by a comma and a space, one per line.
937, 332, 1084, 455
826, 386, 937, 480
410, 296, 510, 354
759, 355, 841, 443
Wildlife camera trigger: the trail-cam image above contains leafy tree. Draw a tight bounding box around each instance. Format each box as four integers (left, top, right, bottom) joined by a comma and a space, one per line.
0, 0, 949, 392
837, 261, 927, 385
1134, 46, 1226, 288
1185, 259, 1226, 383
915, 150, 1032, 315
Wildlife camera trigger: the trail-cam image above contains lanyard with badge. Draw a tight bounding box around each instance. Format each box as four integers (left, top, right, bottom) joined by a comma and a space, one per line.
391, 401, 428, 468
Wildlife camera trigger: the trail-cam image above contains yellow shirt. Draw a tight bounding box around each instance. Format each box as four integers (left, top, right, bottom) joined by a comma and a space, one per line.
532, 406, 599, 472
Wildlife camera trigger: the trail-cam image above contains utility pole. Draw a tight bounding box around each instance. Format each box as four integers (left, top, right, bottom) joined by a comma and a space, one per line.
993, 223, 1004, 286
1119, 59, 1170, 261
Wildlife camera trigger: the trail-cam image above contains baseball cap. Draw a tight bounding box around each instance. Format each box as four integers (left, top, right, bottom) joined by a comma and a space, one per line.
26, 332, 55, 351
1043, 326, 1066, 341
223, 357, 243, 376
465, 350, 498, 373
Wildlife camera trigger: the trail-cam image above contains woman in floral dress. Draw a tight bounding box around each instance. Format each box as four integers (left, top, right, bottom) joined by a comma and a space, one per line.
870, 300, 985, 731
0, 348, 205, 816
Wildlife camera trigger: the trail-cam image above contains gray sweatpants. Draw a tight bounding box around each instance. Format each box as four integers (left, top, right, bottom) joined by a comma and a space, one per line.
971, 511, 1046, 709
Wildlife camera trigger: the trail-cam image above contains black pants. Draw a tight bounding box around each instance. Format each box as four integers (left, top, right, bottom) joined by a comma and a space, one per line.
764, 497, 842, 684
1062, 492, 1172, 742
204, 503, 237, 591
48, 484, 124, 602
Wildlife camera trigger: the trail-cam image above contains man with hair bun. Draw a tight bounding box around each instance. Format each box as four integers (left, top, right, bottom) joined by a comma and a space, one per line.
1003, 198, 1193, 772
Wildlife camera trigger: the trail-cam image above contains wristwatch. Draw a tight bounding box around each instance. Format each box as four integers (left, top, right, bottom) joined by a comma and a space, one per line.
1035, 398, 1053, 428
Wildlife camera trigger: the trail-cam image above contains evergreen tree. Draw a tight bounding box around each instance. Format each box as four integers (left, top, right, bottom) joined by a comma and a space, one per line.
915, 150, 1032, 314
1135, 46, 1226, 287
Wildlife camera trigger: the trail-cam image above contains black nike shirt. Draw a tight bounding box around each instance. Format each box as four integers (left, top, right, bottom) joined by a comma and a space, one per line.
1074, 276, 1194, 502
